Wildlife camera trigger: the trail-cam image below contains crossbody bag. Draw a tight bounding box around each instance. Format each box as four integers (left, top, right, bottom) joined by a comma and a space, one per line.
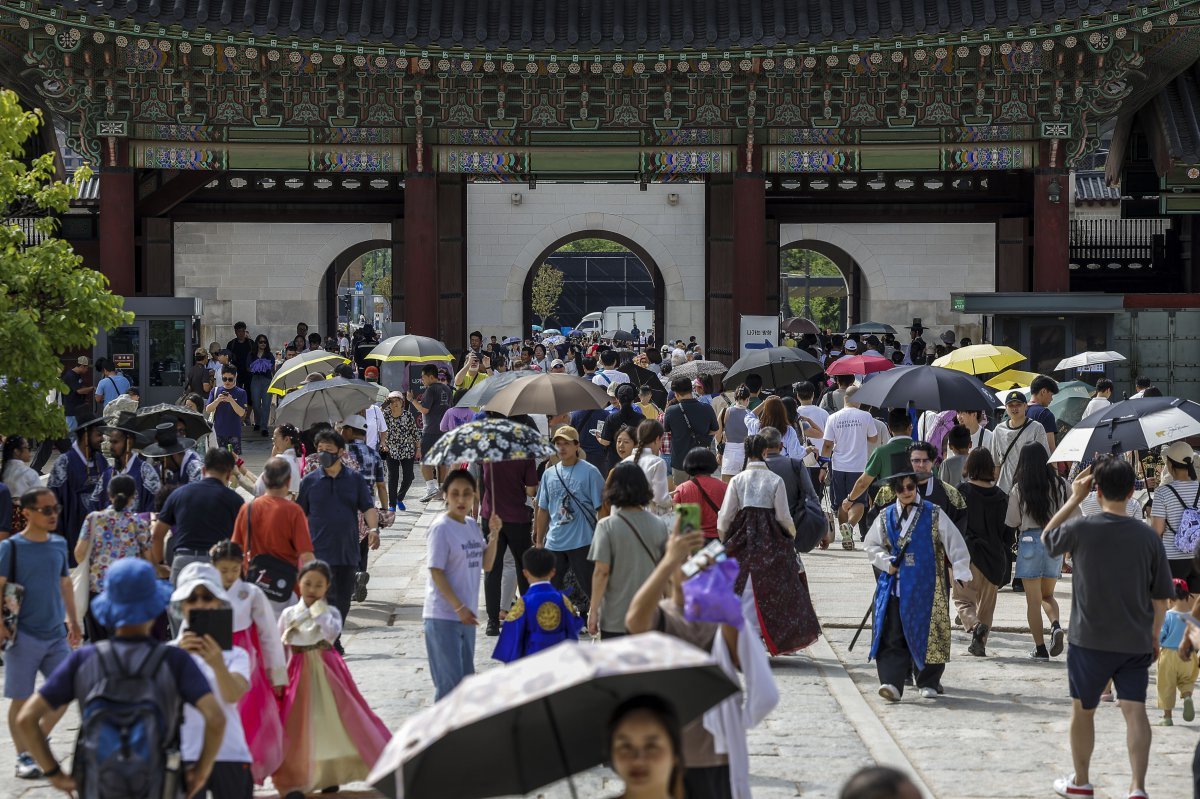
615, 513, 661, 568
998, 420, 1033, 474
556, 465, 597, 528
244, 498, 299, 602
2, 536, 22, 649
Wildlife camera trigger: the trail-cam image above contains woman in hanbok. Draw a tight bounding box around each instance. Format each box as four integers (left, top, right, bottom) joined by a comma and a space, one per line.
716, 434, 820, 655
274, 560, 391, 798
210, 540, 287, 783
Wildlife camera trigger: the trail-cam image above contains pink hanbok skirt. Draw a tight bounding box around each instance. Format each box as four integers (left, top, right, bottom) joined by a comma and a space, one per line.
232, 628, 284, 783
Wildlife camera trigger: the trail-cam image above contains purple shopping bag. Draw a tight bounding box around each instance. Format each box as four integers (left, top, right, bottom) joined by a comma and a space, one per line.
682, 557, 744, 629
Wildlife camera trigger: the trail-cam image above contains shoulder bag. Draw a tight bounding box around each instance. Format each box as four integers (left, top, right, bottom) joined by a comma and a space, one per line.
556, 465, 597, 528
787, 459, 828, 553
2, 536, 22, 649
243, 498, 299, 603
70, 515, 94, 627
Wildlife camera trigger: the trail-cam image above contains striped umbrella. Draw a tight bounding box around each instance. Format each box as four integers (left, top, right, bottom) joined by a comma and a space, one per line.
268, 350, 349, 396
365, 335, 453, 363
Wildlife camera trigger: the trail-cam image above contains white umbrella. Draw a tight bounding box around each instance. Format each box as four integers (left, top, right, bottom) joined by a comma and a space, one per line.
993, 386, 1032, 405
1049, 397, 1200, 463
1054, 351, 1125, 371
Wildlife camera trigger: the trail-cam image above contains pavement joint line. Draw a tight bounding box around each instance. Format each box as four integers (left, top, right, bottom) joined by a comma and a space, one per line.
807, 635, 937, 799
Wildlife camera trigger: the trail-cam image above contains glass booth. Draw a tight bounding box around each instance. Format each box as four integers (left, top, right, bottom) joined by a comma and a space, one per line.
93, 297, 203, 408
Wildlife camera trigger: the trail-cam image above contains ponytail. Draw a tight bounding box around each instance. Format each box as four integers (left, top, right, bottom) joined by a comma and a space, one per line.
632, 419, 664, 465
108, 474, 137, 513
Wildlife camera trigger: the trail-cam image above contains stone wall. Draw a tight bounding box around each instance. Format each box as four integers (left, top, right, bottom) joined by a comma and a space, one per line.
174, 221, 390, 347
465, 182, 706, 343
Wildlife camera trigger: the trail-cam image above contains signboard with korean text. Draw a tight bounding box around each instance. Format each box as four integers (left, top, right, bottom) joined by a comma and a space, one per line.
739, 316, 780, 355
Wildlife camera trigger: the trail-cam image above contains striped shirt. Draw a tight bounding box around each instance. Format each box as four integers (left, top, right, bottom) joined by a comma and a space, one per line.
1152, 480, 1200, 560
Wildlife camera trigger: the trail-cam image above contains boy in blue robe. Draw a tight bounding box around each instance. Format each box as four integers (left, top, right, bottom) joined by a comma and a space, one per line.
493, 548, 584, 663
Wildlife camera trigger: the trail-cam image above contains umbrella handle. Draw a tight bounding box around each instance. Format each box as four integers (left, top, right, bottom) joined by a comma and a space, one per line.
544, 699, 581, 799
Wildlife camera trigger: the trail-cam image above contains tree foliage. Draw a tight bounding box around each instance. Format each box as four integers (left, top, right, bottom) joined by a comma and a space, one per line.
0, 91, 131, 438
530, 262, 565, 328
781, 248, 846, 332
360, 248, 392, 299
554, 237, 630, 254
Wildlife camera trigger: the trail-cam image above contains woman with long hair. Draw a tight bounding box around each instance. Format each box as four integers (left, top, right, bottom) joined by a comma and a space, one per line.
75, 474, 153, 641
1005, 442, 1077, 660
717, 434, 820, 655
248, 335, 275, 435
2, 435, 38, 534
716, 385, 752, 481
954, 448, 1009, 657
563, 345, 583, 376
607, 695, 685, 799
745, 396, 804, 458
599, 384, 643, 474
380, 391, 421, 511
625, 419, 672, 515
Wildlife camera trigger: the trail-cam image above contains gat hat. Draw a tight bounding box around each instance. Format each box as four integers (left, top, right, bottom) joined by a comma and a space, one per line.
90, 559, 173, 630
909, 318, 925, 332
170, 562, 230, 612
940, 330, 956, 346
363, 365, 380, 380
342, 414, 368, 432
552, 425, 580, 443
884, 469, 921, 487
141, 422, 196, 457
844, 339, 858, 351
73, 408, 107, 432
550, 359, 565, 368
1004, 390, 1029, 405
1164, 441, 1197, 467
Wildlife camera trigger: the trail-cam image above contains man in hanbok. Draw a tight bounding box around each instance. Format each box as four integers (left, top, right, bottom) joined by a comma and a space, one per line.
47, 408, 106, 565
92, 412, 160, 515
865, 470, 971, 701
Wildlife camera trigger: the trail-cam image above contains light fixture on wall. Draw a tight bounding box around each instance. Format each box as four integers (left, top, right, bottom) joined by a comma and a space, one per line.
639, 176, 648, 191
1047, 177, 1061, 204
666, 192, 679, 206
528, 175, 536, 190
510, 192, 522, 206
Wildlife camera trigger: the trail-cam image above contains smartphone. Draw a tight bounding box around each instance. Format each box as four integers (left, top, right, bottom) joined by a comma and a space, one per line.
676, 502, 702, 535
187, 607, 234, 650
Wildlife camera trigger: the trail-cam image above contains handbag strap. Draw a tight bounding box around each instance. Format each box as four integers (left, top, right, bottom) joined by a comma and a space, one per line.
689, 478, 720, 513
615, 512, 660, 567
245, 497, 255, 561
556, 465, 596, 527
1164, 484, 1198, 534
999, 420, 1033, 472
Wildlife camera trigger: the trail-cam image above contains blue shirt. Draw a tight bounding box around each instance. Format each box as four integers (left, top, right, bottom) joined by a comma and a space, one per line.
537, 460, 604, 552
206, 386, 248, 439
297, 466, 373, 566
1026, 403, 1057, 438
157, 477, 244, 552
1161, 609, 1191, 650
0, 534, 70, 640
39, 637, 211, 710
95, 373, 131, 407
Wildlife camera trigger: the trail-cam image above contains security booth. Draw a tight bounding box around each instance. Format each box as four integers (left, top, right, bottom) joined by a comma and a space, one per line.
93, 297, 204, 408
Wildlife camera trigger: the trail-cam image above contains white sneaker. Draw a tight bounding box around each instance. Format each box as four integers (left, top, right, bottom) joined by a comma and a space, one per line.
919, 686, 937, 699
878, 684, 900, 702
15, 752, 42, 779
1053, 774, 1095, 797
419, 485, 440, 502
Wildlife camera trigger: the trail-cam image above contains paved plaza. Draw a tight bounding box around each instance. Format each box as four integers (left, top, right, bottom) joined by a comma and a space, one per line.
1, 440, 1195, 799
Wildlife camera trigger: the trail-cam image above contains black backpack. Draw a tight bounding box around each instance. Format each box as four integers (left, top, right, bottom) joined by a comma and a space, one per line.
76, 642, 182, 799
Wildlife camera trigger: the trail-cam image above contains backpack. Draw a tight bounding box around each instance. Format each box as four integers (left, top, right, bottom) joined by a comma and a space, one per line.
1166, 484, 1200, 555
76, 642, 182, 799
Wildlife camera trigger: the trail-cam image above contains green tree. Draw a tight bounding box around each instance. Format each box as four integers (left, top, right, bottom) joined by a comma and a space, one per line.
781, 248, 846, 332
554, 237, 630, 253
530, 262, 565, 329
360, 249, 392, 299
0, 91, 131, 438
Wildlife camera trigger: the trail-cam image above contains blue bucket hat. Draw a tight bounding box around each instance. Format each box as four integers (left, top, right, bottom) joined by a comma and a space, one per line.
90, 559, 172, 630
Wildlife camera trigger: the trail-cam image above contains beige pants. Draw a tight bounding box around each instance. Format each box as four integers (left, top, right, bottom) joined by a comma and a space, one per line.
951, 563, 999, 638
1157, 649, 1199, 710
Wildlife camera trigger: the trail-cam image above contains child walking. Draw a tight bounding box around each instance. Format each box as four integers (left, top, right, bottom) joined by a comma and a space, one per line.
1158, 578, 1198, 726
274, 560, 391, 798
492, 547, 584, 663
209, 540, 288, 783
423, 470, 498, 700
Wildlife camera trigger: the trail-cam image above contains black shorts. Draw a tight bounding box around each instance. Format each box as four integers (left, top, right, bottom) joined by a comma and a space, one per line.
1067, 643, 1153, 710
420, 430, 443, 455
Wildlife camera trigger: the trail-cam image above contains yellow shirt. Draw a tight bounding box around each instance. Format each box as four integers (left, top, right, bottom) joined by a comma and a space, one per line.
637, 402, 661, 420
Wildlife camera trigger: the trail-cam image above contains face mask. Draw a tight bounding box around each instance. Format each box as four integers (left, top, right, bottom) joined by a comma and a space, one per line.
318, 451, 339, 469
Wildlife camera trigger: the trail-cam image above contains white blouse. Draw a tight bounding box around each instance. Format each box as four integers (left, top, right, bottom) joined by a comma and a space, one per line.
227, 578, 288, 686
279, 599, 342, 648
624, 451, 672, 514
716, 462, 794, 536
2, 459, 41, 497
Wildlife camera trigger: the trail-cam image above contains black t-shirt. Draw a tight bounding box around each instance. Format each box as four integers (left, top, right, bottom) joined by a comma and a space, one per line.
663, 400, 718, 470
420, 382, 453, 437
61, 368, 86, 415
226, 337, 254, 373
157, 477, 244, 551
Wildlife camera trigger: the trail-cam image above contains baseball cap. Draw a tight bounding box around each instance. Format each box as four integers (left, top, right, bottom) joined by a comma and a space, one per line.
386, 390, 405, 400
844, 340, 858, 351
1164, 441, 1196, 467
76, 356, 90, 366
342, 414, 369, 431
551, 359, 565, 368
552, 425, 580, 443
1004, 391, 1028, 405
363, 365, 380, 379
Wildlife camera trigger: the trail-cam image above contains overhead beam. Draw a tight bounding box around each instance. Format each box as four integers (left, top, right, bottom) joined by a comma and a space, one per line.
138, 171, 221, 217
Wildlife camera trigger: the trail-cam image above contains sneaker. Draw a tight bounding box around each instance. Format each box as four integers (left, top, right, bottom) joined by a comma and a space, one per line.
1011, 577, 1025, 593
1053, 774, 1094, 797
420, 485, 440, 502
919, 686, 937, 699
396, 501, 406, 512
1128, 790, 1149, 798
840, 523, 856, 550
485, 620, 500, 637
1185, 696, 1195, 722
352, 571, 370, 603
15, 752, 42, 779
1158, 717, 1174, 726
1049, 624, 1066, 657
878, 684, 901, 702
1029, 646, 1050, 661
968, 622, 989, 657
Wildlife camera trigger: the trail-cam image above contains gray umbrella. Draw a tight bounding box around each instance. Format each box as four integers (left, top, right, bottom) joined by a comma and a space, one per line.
845, 321, 897, 335
453, 370, 539, 408
274, 377, 379, 429
723, 347, 823, 389
670, 359, 729, 382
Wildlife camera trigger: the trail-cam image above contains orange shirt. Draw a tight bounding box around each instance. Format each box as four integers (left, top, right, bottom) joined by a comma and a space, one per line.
232, 494, 314, 573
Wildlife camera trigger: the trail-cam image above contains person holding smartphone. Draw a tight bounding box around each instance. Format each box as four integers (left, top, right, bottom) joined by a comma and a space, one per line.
205, 365, 248, 455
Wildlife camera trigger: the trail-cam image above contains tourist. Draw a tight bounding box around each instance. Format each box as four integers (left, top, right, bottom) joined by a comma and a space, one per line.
274, 560, 391, 797
988, 391, 1049, 492
636, 384, 662, 420
47, 409, 107, 563
535, 426, 604, 608
380, 391, 420, 510
870, 443, 967, 530
956, 409, 992, 452
1006, 442, 1077, 660
1083, 378, 1114, 419
625, 419, 672, 516
255, 424, 304, 497
821, 385, 880, 550
92, 413, 160, 514
92, 358, 130, 412
340, 415, 388, 602
152, 448, 244, 584
492, 547, 584, 662
588, 463, 670, 639
794, 381, 830, 499
745, 396, 804, 459
663, 376, 719, 487
839, 408, 913, 530
1042, 459, 1173, 799
247, 334, 275, 436
208, 541, 288, 781
672, 447, 727, 540
1131, 376, 1153, 399
226, 321, 255, 394
422, 471, 496, 699
938, 425, 972, 485
1026, 375, 1060, 451
206, 365, 249, 455
840, 766, 922, 799
0, 487, 82, 779
76, 474, 152, 641
61, 355, 95, 432
902, 319, 927, 365
570, 399, 609, 466
592, 349, 630, 388
954, 449, 1009, 657
819, 374, 854, 413
1151, 441, 1200, 582
614, 424, 638, 462
409, 364, 453, 503
864, 470, 971, 701
481, 454, 538, 637
599, 384, 644, 474
2, 435, 42, 499
186, 347, 214, 397
760, 426, 826, 552
169, 562, 254, 799
1156, 578, 1197, 727
142, 422, 203, 487
14, 558, 224, 797
716, 385, 752, 480
718, 434, 820, 655
232, 457, 314, 616
605, 695, 686, 799
453, 350, 488, 395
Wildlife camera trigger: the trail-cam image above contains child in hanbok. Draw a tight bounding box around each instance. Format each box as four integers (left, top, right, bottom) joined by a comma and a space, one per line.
209, 540, 288, 783
274, 560, 391, 798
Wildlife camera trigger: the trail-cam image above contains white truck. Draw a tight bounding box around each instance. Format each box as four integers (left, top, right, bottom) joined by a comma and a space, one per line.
574, 306, 654, 338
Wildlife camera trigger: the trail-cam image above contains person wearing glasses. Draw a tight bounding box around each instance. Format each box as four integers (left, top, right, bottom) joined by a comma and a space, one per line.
864, 470, 971, 703
205, 365, 248, 455
0, 487, 82, 779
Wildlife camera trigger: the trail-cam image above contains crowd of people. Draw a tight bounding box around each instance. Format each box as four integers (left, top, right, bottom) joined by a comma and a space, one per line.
0, 314, 1196, 799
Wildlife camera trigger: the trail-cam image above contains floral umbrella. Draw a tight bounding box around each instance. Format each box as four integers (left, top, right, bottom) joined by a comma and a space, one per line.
422, 418, 555, 466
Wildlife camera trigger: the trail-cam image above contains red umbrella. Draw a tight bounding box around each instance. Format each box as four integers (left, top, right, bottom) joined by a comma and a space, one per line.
826, 355, 894, 376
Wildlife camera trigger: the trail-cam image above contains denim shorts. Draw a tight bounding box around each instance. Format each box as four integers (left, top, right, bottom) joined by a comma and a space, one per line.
1015, 530, 1062, 579
3, 633, 71, 700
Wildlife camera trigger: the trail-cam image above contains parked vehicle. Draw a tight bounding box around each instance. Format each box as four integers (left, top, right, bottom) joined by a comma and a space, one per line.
574, 306, 654, 338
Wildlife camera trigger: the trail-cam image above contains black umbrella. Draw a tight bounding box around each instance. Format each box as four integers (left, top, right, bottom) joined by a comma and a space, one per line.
723, 347, 823, 390
1050, 397, 1200, 463
845, 321, 897, 335
783, 317, 820, 336
606, 330, 635, 343
130, 403, 212, 439
453, 370, 540, 408
850, 365, 996, 412
617, 362, 668, 407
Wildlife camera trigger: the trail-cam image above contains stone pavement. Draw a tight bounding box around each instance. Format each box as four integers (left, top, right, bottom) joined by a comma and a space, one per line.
1, 440, 1195, 798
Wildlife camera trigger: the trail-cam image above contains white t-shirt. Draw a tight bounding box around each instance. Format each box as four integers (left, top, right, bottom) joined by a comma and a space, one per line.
797, 404, 830, 447
964, 426, 994, 452
423, 514, 484, 621
1082, 397, 1110, 420
823, 407, 878, 472
364, 404, 388, 449
179, 645, 252, 763
592, 369, 630, 388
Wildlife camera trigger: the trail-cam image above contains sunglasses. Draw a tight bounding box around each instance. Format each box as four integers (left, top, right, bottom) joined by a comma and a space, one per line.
222, 377, 236, 383
896, 483, 918, 494
31, 504, 61, 515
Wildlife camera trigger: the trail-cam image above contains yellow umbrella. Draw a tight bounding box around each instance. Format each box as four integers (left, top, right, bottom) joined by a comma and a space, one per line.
985, 369, 1041, 390
932, 344, 1025, 375
267, 350, 350, 396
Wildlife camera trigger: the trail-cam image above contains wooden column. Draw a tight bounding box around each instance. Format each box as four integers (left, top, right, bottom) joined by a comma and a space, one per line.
99, 170, 136, 296
404, 146, 439, 338
733, 168, 767, 318
1032, 144, 1070, 292
436, 174, 468, 356
389, 217, 405, 325
705, 176, 736, 363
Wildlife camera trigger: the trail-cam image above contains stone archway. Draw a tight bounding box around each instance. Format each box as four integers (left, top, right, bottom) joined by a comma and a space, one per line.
780, 240, 861, 327
521, 231, 665, 343
779, 223, 887, 326
318, 238, 393, 335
